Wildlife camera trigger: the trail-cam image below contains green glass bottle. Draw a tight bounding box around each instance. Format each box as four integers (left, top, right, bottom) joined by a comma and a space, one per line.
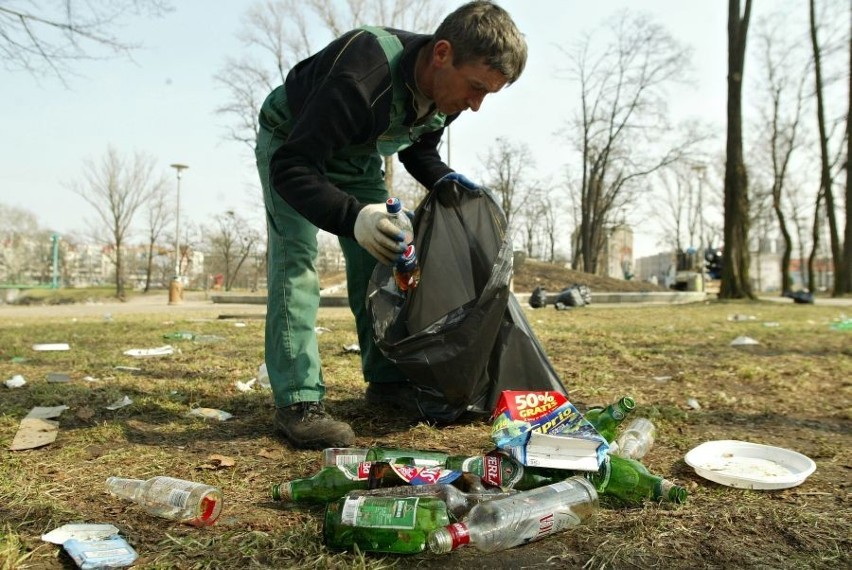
584, 396, 636, 442
445, 451, 569, 490
324, 496, 450, 554
587, 454, 687, 505
271, 462, 373, 503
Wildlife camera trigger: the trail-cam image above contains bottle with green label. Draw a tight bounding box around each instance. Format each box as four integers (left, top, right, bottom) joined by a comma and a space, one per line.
586, 454, 687, 505
348, 483, 516, 521
583, 396, 636, 442
445, 451, 569, 490
324, 496, 450, 554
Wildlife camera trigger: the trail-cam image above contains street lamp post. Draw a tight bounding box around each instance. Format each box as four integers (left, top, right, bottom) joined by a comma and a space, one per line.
169, 163, 189, 305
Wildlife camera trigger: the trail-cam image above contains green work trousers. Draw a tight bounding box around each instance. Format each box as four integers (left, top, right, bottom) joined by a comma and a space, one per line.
256, 133, 407, 409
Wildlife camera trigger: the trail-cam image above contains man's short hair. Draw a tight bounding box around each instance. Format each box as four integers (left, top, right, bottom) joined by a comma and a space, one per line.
434, 0, 527, 84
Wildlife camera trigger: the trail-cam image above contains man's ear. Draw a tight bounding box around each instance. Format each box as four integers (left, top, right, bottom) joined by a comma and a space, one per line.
433, 39, 454, 67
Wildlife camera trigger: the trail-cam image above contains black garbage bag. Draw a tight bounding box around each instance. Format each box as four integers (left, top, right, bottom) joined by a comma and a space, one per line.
554, 284, 590, 309
367, 181, 568, 422
529, 286, 547, 308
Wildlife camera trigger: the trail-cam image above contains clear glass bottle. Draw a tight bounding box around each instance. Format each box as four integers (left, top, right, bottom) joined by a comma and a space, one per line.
587, 454, 686, 505
584, 396, 636, 442
322, 447, 371, 467
428, 476, 598, 554
348, 483, 516, 521
324, 496, 450, 554
613, 418, 656, 460
105, 476, 223, 527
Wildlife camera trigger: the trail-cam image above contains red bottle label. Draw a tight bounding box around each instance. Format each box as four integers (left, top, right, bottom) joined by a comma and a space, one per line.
447, 522, 471, 549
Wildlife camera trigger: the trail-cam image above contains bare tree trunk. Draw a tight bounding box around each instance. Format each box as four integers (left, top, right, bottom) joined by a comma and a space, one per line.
843, 5, 852, 294
720, 0, 754, 299
808, 192, 823, 293
809, 0, 844, 296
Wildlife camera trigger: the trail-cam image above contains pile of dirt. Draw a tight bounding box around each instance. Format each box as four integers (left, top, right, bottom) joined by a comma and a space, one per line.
320, 259, 667, 294
513, 259, 668, 293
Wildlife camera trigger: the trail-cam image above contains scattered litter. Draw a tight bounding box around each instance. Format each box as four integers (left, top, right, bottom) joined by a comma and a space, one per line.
42, 523, 121, 544
651, 375, 672, 383
686, 398, 701, 410
257, 363, 271, 389
103, 313, 113, 323
105, 396, 133, 410
193, 335, 226, 343
784, 290, 814, 304
123, 345, 174, 358
9, 406, 69, 451
114, 366, 141, 372
762, 322, 780, 328
730, 336, 760, 346
197, 454, 236, 470
82, 376, 101, 383
47, 372, 71, 384
343, 343, 361, 354
315, 326, 332, 334
64, 536, 138, 569
830, 318, 852, 331
32, 343, 70, 351
10, 356, 27, 363
685, 440, 816, 490
235, 378, 256, 392
233, 322, 247, 328
5, 374, 26, 388
187, 407, 233, 421
163, 331, 196, 341
727, 314, 755, 322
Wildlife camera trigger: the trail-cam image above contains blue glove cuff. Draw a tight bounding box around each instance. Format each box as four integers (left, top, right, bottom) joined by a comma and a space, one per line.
436, 172, 480, 192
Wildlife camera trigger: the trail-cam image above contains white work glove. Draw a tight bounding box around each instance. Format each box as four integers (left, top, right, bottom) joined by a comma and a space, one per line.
354, 203, 407, 265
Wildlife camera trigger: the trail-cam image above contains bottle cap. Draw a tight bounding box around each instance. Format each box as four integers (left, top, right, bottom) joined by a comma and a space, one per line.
385, 197, 402, 213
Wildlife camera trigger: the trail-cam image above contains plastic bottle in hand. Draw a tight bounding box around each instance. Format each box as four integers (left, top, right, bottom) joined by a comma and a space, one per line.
385, 197, 414, 244
105, 476, 223, 527
393, 244, 421, 291
428, 476, 598, 554
613, 418, 656, 460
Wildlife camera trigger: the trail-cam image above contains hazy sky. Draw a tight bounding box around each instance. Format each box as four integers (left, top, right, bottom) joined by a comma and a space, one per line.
0, 0, 808, 257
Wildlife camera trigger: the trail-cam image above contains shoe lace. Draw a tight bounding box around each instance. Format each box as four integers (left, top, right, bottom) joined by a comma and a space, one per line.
300, 401, 327, 420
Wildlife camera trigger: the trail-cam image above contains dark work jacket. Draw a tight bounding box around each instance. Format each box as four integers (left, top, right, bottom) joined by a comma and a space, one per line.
261, 28, 458, 239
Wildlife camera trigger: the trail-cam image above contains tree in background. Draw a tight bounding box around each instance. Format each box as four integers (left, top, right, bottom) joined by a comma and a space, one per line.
70, 146, 164, 298
720, 0, 754, 299
483, 137, 535, 234
755, 13, 809, 295
141, 182, 173, 292
808, 0, 847, 295
205, 210, 261, 291
0, 1, 170, 82
562, 12, 696, 275
0, 204, 42, 285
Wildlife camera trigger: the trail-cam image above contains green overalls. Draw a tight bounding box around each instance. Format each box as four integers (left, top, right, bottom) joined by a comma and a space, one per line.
255, 27, 446, 408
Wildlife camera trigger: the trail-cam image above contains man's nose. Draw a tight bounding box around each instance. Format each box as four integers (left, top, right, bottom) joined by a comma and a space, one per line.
466, 92, 485, 112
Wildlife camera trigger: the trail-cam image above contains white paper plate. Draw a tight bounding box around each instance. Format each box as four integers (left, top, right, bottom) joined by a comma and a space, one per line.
685, 440, 816, 490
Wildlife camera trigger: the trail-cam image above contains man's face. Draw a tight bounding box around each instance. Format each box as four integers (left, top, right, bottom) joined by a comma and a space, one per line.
429, 44, 508, 115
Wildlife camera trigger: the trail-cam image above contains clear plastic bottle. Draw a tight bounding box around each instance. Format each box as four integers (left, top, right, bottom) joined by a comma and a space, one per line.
348, 483, 516, 521
393, 244, 421, 291
105, 476, 223, 527
613, 418, 656, 460
385, 197, 414, 244
428, 476, 598, 554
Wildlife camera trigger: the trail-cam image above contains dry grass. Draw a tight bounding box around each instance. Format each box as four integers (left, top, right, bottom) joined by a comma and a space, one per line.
0, 298, 850, 569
